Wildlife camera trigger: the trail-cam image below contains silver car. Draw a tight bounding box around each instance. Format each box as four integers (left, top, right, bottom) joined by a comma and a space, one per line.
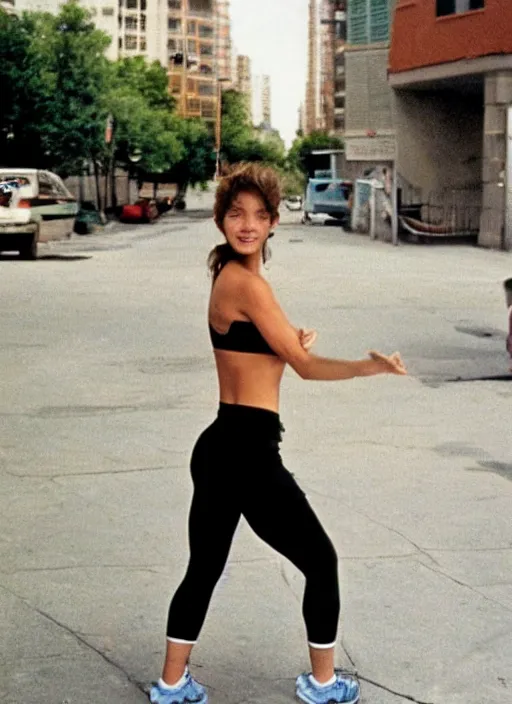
0, 169, 78, 259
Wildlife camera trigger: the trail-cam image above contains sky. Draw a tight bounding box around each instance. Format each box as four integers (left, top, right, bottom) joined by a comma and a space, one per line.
229, 0, 309, 148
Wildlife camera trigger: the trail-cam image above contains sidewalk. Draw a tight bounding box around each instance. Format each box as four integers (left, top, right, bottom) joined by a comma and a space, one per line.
1, 217, 511, 704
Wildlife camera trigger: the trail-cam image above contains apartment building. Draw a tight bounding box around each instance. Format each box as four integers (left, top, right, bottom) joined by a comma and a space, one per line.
236, 54, 252, 122
305, 0, 320, 134
216, 0, 233, 83
253, 75, 271, 127
389, 0, 512, 250
320, 0, 347, 135
167, 0, 219, 123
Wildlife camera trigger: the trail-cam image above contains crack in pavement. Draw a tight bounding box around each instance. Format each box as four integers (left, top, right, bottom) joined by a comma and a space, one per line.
357, 675, 434, 703
0, 583, 147, 696
3, 464, 173, 479
1, 563, 167, 575
303, 484, 439, 566
418, 560, 512, 614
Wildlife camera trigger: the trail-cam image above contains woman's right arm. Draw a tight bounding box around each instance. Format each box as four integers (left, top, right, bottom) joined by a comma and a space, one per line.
238, 274, 407, 381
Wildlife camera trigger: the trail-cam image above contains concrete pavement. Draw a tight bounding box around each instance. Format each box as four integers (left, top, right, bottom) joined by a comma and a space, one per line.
1, 201, 511, 704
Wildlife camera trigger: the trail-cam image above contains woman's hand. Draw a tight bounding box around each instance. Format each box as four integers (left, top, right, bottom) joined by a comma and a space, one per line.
367, 350, 408, 376
299, 328, 317, 352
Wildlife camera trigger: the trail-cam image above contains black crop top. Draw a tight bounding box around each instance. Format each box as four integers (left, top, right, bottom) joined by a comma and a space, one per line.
209, 321, 277, 356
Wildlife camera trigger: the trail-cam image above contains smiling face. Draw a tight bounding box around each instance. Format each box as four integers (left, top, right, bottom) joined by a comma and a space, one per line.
222, 190, 278, 260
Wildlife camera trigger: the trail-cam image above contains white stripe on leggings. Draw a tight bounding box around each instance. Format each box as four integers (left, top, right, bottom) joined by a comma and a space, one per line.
308, 641, 337, 650
167, 637, 197, 645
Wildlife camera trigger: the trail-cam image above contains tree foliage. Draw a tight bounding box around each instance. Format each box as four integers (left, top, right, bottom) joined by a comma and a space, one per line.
0, 2, 286, 195
0, 3, 111, 176
220, 90, 285, 167
287, 131, 344, 177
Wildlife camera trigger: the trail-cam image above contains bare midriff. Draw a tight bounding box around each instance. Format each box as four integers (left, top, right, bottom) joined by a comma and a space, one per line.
213, 349, 286, 413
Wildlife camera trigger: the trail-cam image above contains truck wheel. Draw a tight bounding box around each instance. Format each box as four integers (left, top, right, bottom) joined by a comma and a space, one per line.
19, 234, 37, 260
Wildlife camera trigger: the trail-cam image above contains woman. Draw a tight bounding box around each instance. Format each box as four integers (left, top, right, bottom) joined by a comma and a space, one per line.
150, 163, 407, 704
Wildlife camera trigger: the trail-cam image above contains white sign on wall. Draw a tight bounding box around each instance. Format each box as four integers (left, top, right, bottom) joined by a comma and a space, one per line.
345, 136, 397, 162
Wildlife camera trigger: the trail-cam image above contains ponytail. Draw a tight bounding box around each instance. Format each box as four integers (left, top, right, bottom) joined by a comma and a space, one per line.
207, 237, 273, 281
208, 242, 239, 281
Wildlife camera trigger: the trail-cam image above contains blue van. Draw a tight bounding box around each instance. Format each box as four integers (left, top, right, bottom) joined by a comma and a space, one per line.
302, 178, 353, 225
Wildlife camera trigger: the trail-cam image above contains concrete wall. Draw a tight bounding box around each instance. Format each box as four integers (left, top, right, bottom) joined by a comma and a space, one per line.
390, 0, 512, 74
394, 88, 483, 197
479, 71, 512, 249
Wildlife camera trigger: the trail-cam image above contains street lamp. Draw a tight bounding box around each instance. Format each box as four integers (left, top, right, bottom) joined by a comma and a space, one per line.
215, 77, 230, 179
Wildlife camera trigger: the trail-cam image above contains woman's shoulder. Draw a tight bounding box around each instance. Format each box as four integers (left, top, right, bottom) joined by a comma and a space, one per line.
220, 261, 264, 288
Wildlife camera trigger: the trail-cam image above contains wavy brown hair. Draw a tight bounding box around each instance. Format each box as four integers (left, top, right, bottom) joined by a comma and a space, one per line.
208, 162, 282, 280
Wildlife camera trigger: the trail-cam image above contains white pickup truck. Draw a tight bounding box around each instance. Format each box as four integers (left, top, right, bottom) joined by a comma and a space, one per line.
0, 169, 78, 259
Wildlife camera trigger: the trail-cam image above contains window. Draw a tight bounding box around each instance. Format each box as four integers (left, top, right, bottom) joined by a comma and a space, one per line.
198, 82, 215, 96
200, 43, 213, 56
201, 100, 215, 119
436, 0, 484, 16
168, 17, 181, 32
141, 0, 146, 9
140, 13, 146, 31
187, 20, 197, 34
126, 0, 137, 8
38, 173, 54, 197
199, 63, 213, 75
140, 38, 147, 50
169, 75, 182, 94
168, 38, 184, 52
125, 16, 137, 30
187, 98, 201, 114
125, 35, 137, 49
102, 7, 114, 16
198, 23, 213, 38
168, 0, 181, 8
348, 0, 390, 45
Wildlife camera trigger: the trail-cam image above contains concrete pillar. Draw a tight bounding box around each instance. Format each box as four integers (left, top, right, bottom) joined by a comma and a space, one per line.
479, 71, 512, 249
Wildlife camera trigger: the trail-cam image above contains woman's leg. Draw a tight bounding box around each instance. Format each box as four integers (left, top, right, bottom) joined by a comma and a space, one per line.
242, 461, 340, 683
162, 433, 241, 684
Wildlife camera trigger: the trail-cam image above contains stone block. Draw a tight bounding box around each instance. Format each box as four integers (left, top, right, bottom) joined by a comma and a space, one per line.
495, 71, 512, 105
479, 207, 504, 249
484, 104, 506, 134
484, 74, 497, 105
482, 182, 506, 212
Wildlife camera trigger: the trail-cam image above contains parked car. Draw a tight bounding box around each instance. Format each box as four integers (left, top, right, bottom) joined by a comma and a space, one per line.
284, 195, 303, 211
302, 178, 353, 226
120, 198, 159, 224
0, 168, 78, 259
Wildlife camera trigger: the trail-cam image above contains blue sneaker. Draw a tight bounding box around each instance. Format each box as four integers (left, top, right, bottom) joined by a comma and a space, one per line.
296, 669, 360, 704
149, 672, 208, 704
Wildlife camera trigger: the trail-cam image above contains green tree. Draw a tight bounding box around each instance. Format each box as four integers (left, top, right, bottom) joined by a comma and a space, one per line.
0, 4, 112, 176
287, 131, 344, 177
220, 89, 285, 167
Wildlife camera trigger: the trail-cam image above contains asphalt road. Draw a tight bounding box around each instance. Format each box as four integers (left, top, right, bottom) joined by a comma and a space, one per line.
1, 201, 512, 704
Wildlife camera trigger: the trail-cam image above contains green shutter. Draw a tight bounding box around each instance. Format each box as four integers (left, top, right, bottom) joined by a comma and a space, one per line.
348, 0, 369, 45
369, 0, 390, 43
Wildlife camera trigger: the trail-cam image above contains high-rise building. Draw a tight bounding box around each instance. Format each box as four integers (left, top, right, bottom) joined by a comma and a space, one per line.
305, 0, 346, 136
320, 0, 347, 135
305, 0, 320, 135
216, 0, 233, 84
13, 0, 168, 64
262, 75, 271, 125
14, 0, 226, 125
236, 54, 252, 122
252, 74, 271, 127
167, 0, 219, 123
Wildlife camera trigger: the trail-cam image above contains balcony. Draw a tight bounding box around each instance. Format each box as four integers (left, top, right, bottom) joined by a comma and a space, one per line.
188, 0, 214, 18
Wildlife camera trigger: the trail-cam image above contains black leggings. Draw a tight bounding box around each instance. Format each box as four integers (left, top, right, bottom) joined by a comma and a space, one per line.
166, 403, 340, 647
